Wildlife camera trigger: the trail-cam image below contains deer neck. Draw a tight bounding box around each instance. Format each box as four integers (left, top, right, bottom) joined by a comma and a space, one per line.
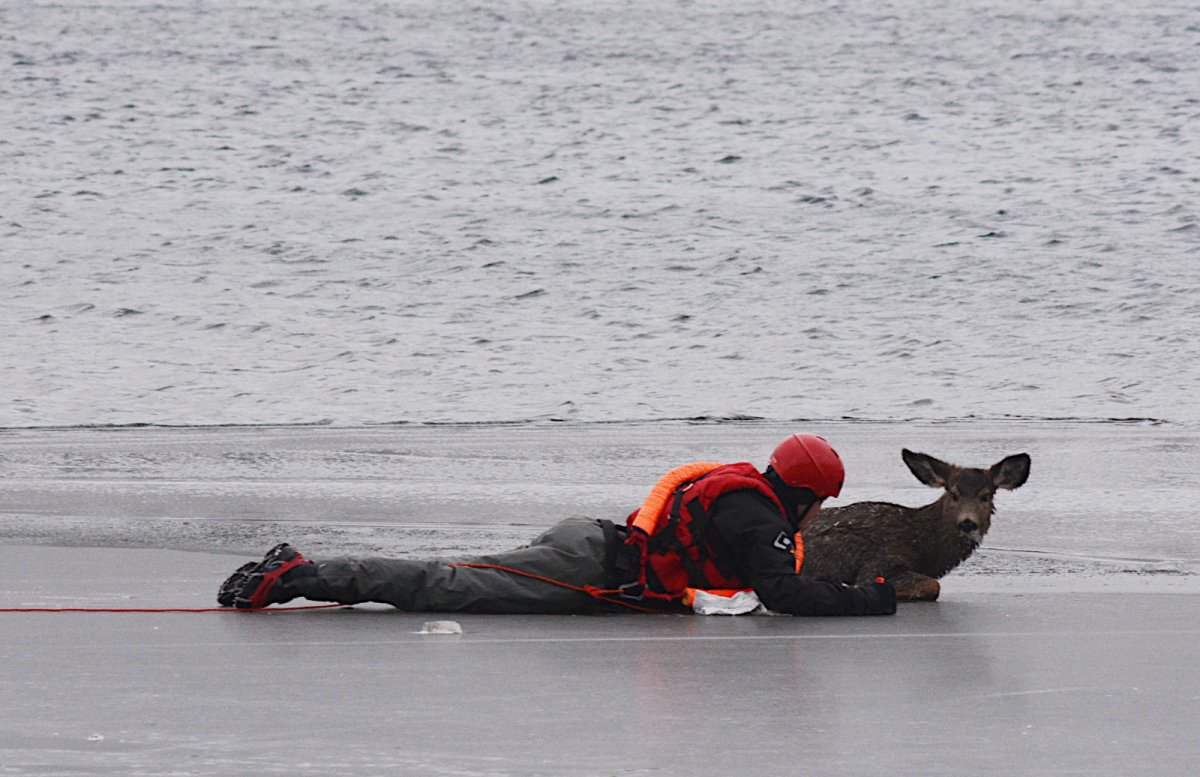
911, 498, 983, 578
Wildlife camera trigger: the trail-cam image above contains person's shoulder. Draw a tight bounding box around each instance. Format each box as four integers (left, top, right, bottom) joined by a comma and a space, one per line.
711, 489, 781, 516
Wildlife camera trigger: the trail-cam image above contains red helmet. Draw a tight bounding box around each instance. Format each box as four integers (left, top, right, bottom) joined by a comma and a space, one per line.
768, 434, 844, 498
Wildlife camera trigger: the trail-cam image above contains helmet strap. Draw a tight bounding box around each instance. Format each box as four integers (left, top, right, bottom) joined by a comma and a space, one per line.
765, 467, 818, 527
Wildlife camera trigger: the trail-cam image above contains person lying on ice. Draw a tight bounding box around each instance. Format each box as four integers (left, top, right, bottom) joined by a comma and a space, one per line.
217, 433, 897, 616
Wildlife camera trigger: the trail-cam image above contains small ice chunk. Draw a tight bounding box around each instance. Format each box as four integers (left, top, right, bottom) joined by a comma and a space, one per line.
419, 620, 463, 635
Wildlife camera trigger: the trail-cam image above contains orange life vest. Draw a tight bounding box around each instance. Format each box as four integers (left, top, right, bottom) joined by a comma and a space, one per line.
625, 461, 804, 606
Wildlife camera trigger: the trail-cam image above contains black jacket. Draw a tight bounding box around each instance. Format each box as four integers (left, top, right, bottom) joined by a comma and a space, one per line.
704, 490, 895, 616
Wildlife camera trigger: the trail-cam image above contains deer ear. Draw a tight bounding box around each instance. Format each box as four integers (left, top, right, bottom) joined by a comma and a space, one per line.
992, 453, 1031, 490
902, 449, 952, 488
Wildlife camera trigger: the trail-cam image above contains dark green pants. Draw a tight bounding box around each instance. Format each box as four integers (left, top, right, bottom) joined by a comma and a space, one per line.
292, 518, 631, 614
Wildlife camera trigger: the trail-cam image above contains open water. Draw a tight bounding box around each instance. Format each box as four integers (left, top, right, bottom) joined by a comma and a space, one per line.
3, 0, 1199, 428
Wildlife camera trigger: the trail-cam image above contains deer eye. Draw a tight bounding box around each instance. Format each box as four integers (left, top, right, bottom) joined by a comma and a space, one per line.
980, 493, 992, 503
948, 492, 959, 502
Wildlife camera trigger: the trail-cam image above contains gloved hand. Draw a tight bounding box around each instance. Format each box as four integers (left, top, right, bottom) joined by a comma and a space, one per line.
858, 580, 897, 615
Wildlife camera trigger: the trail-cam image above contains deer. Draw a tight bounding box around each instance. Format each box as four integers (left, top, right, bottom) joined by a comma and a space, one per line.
799, 449, 1031, 601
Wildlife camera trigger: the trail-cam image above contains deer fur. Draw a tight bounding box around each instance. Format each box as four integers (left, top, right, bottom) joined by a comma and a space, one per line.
800, 449, 1031, 601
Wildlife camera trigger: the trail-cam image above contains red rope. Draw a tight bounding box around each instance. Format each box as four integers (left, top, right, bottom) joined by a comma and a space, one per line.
0, 603, 350, 614
447, 562, 659, 613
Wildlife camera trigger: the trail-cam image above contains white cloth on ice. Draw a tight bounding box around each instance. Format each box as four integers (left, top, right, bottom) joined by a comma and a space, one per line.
690, 589, 776, 616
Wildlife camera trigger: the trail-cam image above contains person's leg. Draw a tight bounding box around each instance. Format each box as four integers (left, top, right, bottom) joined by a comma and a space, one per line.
290, 518, 615, 614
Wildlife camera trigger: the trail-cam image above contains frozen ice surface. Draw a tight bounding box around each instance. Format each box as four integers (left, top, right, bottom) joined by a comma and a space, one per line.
0, 421, 1197, 775
2, 545, 1198, 776
2, 420, 1198, 587
2, 420, 1198, 586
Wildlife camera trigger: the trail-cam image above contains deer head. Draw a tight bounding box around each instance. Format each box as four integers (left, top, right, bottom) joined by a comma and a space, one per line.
901, 449, 1031, 544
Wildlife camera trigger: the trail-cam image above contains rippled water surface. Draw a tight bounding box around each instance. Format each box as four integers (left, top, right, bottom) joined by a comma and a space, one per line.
3, 0, 1199, 427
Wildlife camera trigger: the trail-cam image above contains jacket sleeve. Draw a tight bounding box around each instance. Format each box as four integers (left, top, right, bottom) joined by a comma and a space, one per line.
706, 491, 891, 616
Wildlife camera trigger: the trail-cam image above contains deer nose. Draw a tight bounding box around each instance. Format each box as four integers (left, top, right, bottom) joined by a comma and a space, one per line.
958, 519, 979, 534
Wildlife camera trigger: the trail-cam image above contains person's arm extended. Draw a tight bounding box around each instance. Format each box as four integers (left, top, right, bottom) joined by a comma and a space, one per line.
707, 491, 896, 616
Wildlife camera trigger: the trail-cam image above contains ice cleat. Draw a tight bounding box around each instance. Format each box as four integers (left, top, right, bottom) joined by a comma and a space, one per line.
217, 543, 315, 609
